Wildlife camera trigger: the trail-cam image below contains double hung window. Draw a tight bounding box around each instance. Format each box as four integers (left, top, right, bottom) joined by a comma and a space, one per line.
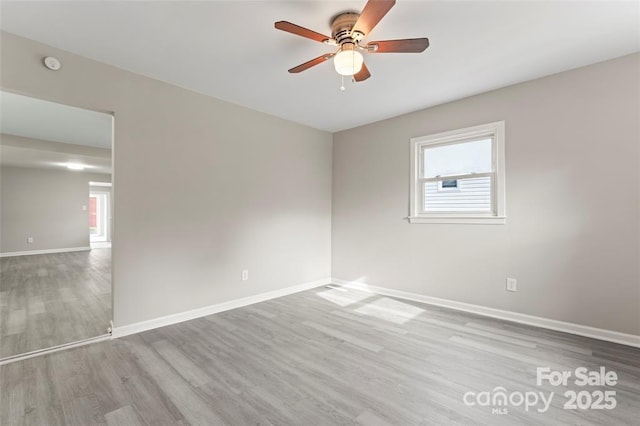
409, 121, 506, 224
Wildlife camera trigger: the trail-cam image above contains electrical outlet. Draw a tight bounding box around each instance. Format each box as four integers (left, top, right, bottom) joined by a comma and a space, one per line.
241, 269, 249, 281
27, 237, 34, 244
506, 277, 517, 292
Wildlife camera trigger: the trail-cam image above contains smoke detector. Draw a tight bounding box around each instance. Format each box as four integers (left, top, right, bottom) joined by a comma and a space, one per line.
43, 56, 61, 71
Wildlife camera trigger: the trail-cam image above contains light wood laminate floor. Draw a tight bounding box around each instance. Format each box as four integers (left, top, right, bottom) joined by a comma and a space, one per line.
0, 249, 111, 359
2, 285, 639, 425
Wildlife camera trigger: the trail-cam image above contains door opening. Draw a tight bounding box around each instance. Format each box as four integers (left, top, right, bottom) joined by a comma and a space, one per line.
89, 190, 110, 246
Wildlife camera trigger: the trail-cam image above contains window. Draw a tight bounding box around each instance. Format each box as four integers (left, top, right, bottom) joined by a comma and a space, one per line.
409, 121, 506, 224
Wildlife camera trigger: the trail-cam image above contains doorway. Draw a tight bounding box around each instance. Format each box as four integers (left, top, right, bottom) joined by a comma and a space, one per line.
0, 91, 114, 362
90, 186, 111, 248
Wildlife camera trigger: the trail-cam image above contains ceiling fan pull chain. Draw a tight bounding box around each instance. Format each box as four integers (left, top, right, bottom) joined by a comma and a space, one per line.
340, 74, 346, 92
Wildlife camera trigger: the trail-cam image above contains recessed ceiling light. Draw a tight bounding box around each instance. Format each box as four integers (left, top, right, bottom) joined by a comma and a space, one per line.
66, 163, 86, 171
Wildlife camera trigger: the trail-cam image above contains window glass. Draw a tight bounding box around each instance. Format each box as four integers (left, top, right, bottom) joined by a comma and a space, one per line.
423, 138, 492, 178
425, 177, 492, 212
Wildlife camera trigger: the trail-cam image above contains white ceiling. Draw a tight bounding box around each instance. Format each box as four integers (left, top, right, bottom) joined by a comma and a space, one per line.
0, 91, 112, 173
1, 1, 638, 132
0, 91, 113, 149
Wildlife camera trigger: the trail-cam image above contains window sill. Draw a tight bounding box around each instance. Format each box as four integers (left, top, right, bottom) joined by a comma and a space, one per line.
408, 216, 506, 225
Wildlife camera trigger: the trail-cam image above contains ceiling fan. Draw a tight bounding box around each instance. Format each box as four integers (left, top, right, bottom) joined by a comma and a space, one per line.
274, 0, 429, 83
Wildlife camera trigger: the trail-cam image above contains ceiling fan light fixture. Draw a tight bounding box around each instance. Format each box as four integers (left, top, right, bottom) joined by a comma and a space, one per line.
334, 47, 364, 76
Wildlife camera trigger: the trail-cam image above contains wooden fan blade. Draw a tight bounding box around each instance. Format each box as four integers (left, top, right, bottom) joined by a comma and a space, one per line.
288, 53, 335, 73
353, 63, 371, 82
352, 0, 396, 36
367, 38, 430, 53
275, 21, 330, 43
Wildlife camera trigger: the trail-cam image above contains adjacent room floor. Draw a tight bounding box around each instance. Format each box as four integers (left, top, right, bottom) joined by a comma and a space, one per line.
1, 286, 638, 425
0, 249, 111, 359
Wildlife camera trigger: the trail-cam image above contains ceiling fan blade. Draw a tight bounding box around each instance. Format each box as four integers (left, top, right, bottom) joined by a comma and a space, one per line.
275, 21, 330, 43
353, 63, 371, 82
288, 53, 335, 73
367, 38, 430, 53
352, 0, 396, 36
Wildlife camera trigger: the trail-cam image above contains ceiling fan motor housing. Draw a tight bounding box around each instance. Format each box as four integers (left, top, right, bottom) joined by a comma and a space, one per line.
330, 13, 362, 46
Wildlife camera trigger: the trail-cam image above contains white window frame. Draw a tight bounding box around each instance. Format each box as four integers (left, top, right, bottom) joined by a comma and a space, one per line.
409, 121, 506, 224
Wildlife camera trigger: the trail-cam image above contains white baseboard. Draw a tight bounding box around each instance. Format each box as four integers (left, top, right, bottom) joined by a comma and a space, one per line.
0, 334, 111, 366
0, 246, 91, 258
112, 277, 332, 338
332, 278, 640, 349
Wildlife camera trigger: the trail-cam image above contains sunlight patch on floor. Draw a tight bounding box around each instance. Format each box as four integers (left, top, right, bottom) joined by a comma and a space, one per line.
316, 287, 373, 307
354, 297, 425, 324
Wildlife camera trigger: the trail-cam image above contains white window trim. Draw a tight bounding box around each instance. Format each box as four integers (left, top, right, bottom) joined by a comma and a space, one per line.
409, 121, 506, 225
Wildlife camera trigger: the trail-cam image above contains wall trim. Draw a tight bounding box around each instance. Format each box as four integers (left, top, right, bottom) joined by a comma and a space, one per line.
112, 277, 332, 338
0, 334, 111, 366
0, 246, 91, 258
332, 278, 640, 349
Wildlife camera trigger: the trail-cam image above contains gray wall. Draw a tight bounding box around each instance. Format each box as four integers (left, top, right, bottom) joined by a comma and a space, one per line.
332, 53, 640, 335
0, 166, 111, 253
1, 32, 333, 327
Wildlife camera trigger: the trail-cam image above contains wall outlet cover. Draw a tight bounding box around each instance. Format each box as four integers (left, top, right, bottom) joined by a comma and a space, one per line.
506, 277, 517, 292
